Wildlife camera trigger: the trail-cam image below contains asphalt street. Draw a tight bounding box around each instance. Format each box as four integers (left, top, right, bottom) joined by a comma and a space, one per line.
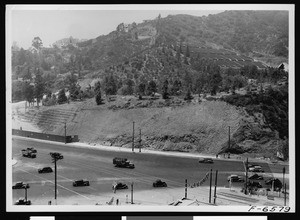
11, 137, 288, 205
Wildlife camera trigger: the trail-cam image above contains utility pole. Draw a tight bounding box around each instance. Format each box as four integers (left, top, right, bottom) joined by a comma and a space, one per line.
245, 157, 248, 195
50, 152, 63, 205
131, 182, 134, 204
64, 122, 67, 144
283, 167, 285, 192
185, 179, 188, 199
132, 121, 135, 152
284, 183, 287, 206
139, 128, 142, 153
209, 169, 212, 203
228, 126, 230, 152
24, 186, 28, 202
213, 170, 218, 204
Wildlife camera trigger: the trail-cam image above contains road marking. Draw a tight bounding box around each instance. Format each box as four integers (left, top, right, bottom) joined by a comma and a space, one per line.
16, 168, 92, 200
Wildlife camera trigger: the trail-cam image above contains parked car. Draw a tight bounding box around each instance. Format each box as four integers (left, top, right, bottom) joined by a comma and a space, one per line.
248, 181, 263, 188
227, 175, 244, 182
27, 147, 37, 153
12, 182, 29, 189
21, 149, 36, 158
15, 198, 31, 205
38, 167, 53, 173
113, 182, 128, 190
248, 167, 264, 172
72, 179, 90, 187
248, 173, 264, 180
153, 179, 167, 187
199, 158, 214, 164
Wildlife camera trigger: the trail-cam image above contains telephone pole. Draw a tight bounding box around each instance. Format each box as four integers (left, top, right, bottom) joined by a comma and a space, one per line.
228, 126, 230, 151
209, 169, 212, 203
245, 157, 248, 194
213, 170, 218, 204
131, 182, 134, 204
64, 122, 67, 144
139, 128, 141, 153
50, 152, 63, 205
185, 179, 188, 199
132, 121, 135, 152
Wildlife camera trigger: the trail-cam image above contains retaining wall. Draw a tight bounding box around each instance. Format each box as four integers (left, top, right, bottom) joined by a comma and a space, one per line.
12, 129, 79, 143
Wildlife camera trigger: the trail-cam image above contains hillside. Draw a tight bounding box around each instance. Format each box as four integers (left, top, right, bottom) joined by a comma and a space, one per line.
13, 93, 287, 160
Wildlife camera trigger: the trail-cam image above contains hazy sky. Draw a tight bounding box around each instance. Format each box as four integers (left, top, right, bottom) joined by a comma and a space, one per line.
8, 6, 223, 49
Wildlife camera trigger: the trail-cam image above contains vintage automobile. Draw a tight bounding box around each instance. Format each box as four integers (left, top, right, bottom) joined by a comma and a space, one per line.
15, 198, 31, 205
198, 158, 214, 164
12, 182, 30, 189
153, 179, 167, 187
113, 182, 128, 190
26, 147, 37, 153
72, 179, 90, 187
38, 167, 53, 173
227, 175, 245, 182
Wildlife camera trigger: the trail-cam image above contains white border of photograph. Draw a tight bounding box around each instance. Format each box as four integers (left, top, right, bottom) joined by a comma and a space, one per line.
6, 4, 295, 212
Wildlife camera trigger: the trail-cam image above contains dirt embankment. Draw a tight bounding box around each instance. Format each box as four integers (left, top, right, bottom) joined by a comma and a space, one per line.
12, 96, 284, 158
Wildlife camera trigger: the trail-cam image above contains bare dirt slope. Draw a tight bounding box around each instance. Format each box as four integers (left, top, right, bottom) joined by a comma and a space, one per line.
12, 96, 282, 157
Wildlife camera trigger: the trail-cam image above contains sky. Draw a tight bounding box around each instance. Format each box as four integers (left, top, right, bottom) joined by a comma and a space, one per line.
8, 5, 224, 49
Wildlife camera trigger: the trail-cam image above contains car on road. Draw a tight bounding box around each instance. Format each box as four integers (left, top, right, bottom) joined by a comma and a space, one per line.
199, 158, 214, 163
26, 147, 37, 153
113, 182, 128, 190
21, 149, 36, 158
38, 167, 53, 173
248, 181, 263, 188
12, 182, 29, 189
248, 166, 264, 172
248, 173, 264, 180
15, 198, 31, 205
72, 179, 90, 187
153, 179, 167, 187
227, 175, 244, 182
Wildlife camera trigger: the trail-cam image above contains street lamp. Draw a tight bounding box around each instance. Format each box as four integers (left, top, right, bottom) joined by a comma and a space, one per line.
50, 152, 64, 204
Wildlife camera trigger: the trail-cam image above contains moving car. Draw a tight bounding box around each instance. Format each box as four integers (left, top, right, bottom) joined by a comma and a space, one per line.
113, 157, 135, 169
248, 173, 264, 180
113, 182, 128, 190
72, 179, 90, 187
248, 166, 264, 172
153, 179, 167, 187
15, 198, 31, 205
38, 167, 53, 173
21, 149, 36, 158
27, 147, 37, 153
199, 158, 214, 163
12, 182, 29, 189
227, 175, 244, 182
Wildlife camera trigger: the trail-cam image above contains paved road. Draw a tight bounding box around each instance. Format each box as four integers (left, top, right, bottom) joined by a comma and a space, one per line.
11, 137, 288, 205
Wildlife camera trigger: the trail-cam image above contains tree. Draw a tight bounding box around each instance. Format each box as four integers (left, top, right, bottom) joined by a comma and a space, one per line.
186, 45, 190, 57
184, 87, 193, 101
95, 90, 103, 105
23, 82, 34, 106
162, 79, 169, 99
147, 80, 157, 96
104, 74, 117, 95
57, 88, 68, 104
32, 37, 43, 51
34, 68, 45, 107
138, 82, 146, 97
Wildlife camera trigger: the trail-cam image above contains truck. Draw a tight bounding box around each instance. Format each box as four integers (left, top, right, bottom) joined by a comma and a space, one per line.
21, 149, 36, 158
113, 157, 135, 169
